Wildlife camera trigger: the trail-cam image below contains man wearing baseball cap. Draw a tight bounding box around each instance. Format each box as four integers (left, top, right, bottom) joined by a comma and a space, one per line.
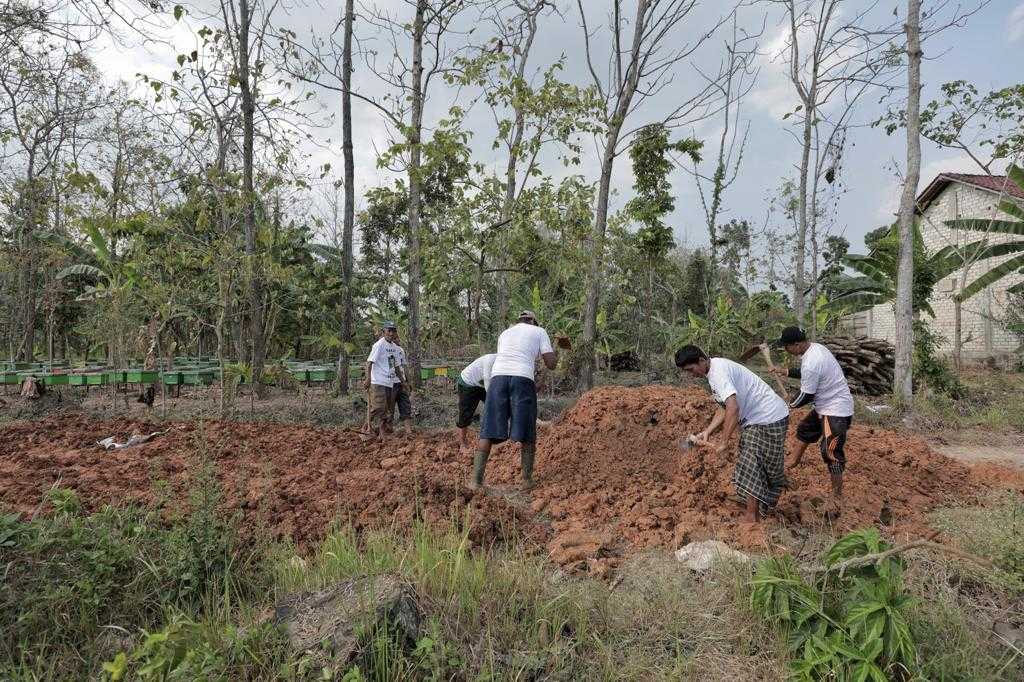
362, 321, 401, 441
471, 310, 557, 491
772, 326, 854, 518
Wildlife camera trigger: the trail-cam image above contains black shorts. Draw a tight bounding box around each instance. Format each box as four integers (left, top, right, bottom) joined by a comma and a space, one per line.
796, 410, 852, 475
456, 380, 486, 428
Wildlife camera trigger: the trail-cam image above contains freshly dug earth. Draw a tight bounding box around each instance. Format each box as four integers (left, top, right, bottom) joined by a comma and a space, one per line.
2, 386, 1020, 576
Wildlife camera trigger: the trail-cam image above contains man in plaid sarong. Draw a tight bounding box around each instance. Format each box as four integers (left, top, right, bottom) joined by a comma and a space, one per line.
676, 345, 791, 523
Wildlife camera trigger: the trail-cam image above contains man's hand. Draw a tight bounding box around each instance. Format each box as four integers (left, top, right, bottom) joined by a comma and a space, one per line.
788, 451, 804, 469
769, 366, 788, 378
714, 441, 730, 456
362, 377, 370, 390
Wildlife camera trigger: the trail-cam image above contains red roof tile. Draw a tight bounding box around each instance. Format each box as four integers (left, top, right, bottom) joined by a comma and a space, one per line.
917, 172, 1024, 211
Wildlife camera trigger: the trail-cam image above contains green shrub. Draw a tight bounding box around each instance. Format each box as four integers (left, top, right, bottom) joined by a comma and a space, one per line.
750, 529, 916, 680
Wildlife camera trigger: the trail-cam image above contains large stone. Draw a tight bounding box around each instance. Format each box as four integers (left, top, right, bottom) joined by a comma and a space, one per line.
674, 540, 750, 572
272, 573, 421, 663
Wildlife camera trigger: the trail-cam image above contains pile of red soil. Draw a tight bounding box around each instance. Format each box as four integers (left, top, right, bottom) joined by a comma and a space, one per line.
2, 386, 1021, 576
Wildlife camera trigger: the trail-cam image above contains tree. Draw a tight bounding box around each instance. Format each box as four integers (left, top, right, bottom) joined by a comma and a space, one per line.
770, 0, 901, 326
626, 123, 701, 367
893, 0, 920, 404
691, 11, 758, 301
574, 0, 732, 390
339, 0, 355, 393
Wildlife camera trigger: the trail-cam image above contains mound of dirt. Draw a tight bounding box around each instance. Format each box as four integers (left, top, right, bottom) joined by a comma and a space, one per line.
0, 415, 534, 549
2, 386, 1021, 577
481, 386, 1024, 572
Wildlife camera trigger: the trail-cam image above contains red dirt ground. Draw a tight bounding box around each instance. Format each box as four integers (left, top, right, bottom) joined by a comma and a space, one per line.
2, 385, 1022, 576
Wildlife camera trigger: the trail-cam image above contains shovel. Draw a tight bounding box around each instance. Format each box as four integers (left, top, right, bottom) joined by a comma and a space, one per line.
739, 340, 789, 397
678, 434, 700, 452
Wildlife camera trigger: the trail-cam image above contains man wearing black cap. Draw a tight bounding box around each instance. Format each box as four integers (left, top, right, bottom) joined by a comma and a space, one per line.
362, 321, 401, 441
773, 326, 854, 516
471, 310, 557, 492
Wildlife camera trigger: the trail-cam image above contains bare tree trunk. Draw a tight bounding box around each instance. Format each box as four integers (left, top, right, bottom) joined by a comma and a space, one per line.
794, 112, 812, 324
405, 0, 426, 387
580, 128, 622, 389
338, 0, 356, 395
953, 298, 962, 369
894, 0, 922, 404
238, 0, 265, 392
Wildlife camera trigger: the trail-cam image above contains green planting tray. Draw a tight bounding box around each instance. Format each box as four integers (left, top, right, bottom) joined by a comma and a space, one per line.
85, 373, 107, 386
105, 370, 127, 383
126, 370, 159, 384
68, 374, 89, 386
43, 374, 70, 386
308, 368, 336, 382
420, 365, 453, 380
161, 371, 182, 385
181, 371, 214, 385
289, 368, 310, 382
0, 373, 21, 385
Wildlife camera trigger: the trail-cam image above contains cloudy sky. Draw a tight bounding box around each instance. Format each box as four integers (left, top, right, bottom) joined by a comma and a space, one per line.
92, 0, 1024, 253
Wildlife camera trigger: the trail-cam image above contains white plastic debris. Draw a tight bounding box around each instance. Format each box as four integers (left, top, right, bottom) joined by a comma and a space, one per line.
97, 431, 166, 450
674, 540, 750, 571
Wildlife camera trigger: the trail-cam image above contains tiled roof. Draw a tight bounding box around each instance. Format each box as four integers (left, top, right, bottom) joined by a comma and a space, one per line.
917, 172, 1024, 212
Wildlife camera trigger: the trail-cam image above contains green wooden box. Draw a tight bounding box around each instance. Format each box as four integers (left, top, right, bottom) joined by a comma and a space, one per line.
161, 371, 183, 385
289, 368, 310, 382
43, 374, 70, 386
181, 371, 214, 385
68, 374, 89, 386
0, 373, 21, 385
308, 368, 336, 382
126, 370, 159, 384
85, 373, 107, 386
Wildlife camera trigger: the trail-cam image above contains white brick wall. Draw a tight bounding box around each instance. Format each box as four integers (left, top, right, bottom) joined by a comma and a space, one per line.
840, 181, 1023, 358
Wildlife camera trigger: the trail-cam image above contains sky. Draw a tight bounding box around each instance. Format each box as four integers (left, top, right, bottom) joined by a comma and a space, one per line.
89, 0, 1024, 255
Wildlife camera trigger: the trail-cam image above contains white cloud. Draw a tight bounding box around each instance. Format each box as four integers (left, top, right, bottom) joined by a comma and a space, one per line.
1010, 3, 1024, 42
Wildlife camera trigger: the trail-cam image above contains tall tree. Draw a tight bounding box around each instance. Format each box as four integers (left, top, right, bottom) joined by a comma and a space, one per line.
893, 0, 921, 403
574, 0, 731, 390
771, 0, 899, 325
339, 0, 355, 393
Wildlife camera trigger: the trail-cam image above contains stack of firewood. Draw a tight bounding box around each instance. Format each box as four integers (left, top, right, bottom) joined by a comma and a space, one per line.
819, 336, 895, 396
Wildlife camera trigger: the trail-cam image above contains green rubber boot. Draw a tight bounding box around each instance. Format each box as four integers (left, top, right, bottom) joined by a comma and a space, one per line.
521, 442, 535, 491
472, 450, 490, 488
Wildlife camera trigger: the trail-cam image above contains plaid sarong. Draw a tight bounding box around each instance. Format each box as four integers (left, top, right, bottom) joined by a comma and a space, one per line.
732, 416, 790, 511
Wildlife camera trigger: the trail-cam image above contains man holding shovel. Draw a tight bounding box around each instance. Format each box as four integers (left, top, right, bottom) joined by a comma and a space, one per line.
470, 310, 558, 492
771, 326, 853, 518
676, 345, 790, 523
362, 321, 401, 441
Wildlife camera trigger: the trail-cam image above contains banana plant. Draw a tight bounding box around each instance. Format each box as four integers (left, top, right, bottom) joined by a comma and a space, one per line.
944, 163, 1024, 302
56, 221, 139, 301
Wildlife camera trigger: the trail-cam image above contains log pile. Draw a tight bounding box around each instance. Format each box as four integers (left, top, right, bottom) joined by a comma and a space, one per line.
819, 336, 895, 396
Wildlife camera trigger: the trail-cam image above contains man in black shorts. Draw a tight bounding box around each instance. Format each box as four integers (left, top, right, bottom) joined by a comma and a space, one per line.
455, 353, 495, 446
772, 327, 854, 517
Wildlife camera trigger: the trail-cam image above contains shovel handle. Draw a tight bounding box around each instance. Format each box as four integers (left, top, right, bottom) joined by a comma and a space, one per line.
759, 345, 789, 397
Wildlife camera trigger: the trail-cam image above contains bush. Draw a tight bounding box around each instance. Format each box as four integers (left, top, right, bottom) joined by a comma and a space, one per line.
0, 479, 270, 681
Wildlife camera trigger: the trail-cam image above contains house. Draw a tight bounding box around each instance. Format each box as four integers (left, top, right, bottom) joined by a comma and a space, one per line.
841, 172, 1024, 360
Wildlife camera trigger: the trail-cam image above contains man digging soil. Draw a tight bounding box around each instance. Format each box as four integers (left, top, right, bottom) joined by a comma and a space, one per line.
772, 326, 854, 520
676, 345, 790, 524
470, 310, 557, 492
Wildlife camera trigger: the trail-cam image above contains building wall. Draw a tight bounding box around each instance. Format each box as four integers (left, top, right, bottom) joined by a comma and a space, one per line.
840, 182, 1023, 358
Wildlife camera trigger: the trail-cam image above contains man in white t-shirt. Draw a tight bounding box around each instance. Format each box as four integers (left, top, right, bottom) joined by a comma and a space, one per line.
471, 311, 557, 492
771, 326, 854, 516
456, 353, 496, 447
676, 344, 790, 523
362, 321, 400, 441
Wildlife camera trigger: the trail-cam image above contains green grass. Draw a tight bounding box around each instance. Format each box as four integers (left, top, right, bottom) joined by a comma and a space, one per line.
3, 479, 1021, 680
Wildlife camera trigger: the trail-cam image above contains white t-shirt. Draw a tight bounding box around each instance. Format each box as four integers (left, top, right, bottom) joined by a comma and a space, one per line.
367, 337, 400, 387
799, 342, 854, 417
707, 357, 789, 426
460, 353, 497, 391
490, 323, 554, 380
391, 345, 408, 384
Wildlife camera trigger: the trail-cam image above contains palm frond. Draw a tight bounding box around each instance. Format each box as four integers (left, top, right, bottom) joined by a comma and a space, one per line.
957, 253, 1024, 301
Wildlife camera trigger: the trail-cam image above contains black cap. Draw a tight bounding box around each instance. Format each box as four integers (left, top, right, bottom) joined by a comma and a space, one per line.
775, 326, 807, 347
